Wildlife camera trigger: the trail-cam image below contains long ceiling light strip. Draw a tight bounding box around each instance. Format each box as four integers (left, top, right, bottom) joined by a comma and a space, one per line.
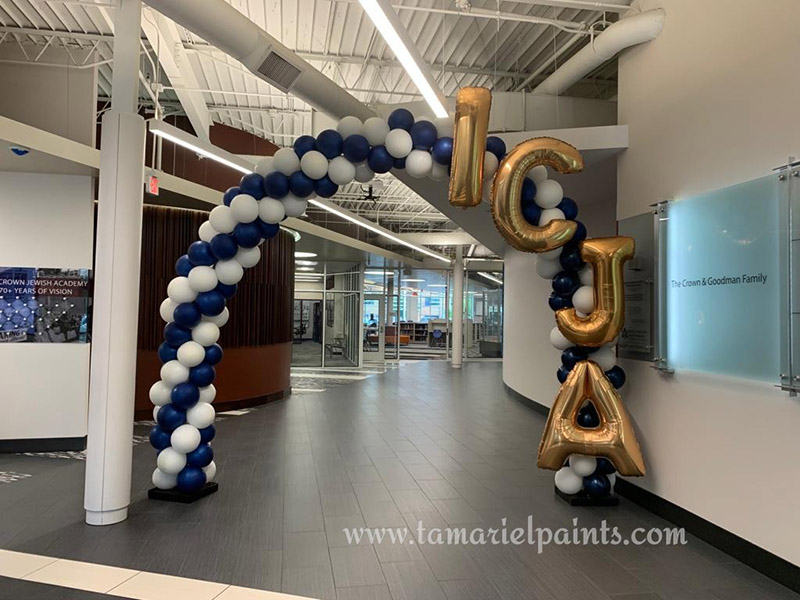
478, 271, 503, 285
308, 198, 451, 264
358, 0, 449, 118
149, 119, 255, 175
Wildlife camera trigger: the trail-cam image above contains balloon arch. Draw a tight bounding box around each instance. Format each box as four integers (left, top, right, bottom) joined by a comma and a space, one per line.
148, 90, 643, 501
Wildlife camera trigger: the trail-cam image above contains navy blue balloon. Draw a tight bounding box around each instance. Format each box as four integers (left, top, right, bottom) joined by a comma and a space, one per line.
409, 121, 437, 150
583, 473, 611, 498
392, 157, 406, 170
158, 342, 178, 364
388, 108, 414, 131
164, 323, 192, 347
552, 271, 580, 296
559, 244, 584, 272
549, 292, 573, 311
173, 302, 201, 328
595, 457, 617, 475
259, 220, 280, 240
187, 241, 216, 266
605, 365, 626, 389
222, 186, 240, 206
149, 426, 172, 451
171, 382, 200, 409
204, 344, 223, 365
239, 172, 264, 199
577, 403, 600, 428
216, 283, 237, 299
314, 175, 338, 198
558, 197, 578, 220
486, 136, 506, 159
189, 364, 216, 387
233, 221, 262, 248
210, 233, 238, 260
176, 466, 206, 492
175, 254, 193, 277
557, 365, 570, 383
264, 171, 290, 199
199, 424, 216, 444
367, 146, 394, 173
521, 197, 541, 226
573, 221, 587, 243
293, 135, 317, 158
186, 443, 214, 468
432, 137, 453, 165
156, 403, 186, 432
316, 129, 343, 159
522, 178, 537, 204
195, 290, 226, 316
289, 171, 315, 197
561, 347, 587, 369
342, 134, 370, 163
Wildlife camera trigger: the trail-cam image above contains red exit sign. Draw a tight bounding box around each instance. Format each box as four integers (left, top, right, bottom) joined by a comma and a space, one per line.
146, 175, 159, 196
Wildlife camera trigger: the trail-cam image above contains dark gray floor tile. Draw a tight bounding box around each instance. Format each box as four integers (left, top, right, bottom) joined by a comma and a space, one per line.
336, 584, 393, 600
440, 578, 503, 600
284, 531, 331, 568
282, 565, 336, 600
330, 545, 386, 587
418, 479, 461, 501
381, 560, 448, 600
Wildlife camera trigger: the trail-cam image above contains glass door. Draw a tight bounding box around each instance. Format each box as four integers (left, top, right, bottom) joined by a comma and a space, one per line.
363, 293, 385, 366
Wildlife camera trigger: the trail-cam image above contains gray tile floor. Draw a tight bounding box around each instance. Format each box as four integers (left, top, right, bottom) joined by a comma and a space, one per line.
1, 362, 797, 600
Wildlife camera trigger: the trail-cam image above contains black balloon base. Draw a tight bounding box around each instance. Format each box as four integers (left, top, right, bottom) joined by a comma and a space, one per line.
555, 486, 619, 506
148, 482, 218, 503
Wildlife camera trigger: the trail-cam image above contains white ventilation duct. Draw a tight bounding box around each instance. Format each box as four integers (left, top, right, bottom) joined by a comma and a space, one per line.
144, 0, 374, 120
533, 9, 665, 96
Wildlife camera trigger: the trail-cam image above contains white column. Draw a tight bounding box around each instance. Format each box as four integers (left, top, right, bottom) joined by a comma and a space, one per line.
84, 0, 147, 526
452, 246, 464, 368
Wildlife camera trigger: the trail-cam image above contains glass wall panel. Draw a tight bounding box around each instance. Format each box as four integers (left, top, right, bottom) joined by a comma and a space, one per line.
464, 271, 503, 358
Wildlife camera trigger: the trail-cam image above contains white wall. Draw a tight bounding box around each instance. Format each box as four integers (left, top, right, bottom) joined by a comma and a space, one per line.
0, 173, 94, 441
614, 0, 800, 567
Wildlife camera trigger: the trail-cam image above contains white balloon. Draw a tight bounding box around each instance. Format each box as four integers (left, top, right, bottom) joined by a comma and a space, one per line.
149, 381, 172, 406
167, 277, 197, 304
236, 246, 261, 269
199, 384, 216, 404
528, 164, 548, 184
434, 116, 453, 139
192, 321, 220, 347
406, 149, 433, 178
198, 221, 218, 243
593, 346, 617, 371
554, 467, 583, 495
483, 151, 499, 179
283, 196, 307, 217
255, 156, 275, 177
363, 117, 389, 146
203, 461, 217, 482
171, 424, 202, 453
230, 194, 260, 223
301, 150, 329, 179
259, 198, 285, 224
177, 341, 206, 368
539, 207, 566, 226
539, 247, 562, 260
203, 308, 229, 328
157, 447, 187, 475
430, 162, 449, 181
569, 455, 598, 477
153, 405, 160, 421
159, 298, 177, 323
273, 147, 301, 176
187, 266, 218, 293
578, 265, 594, 287
354, 162, 374, 183
152, 468, 177, 490
328, 156, 356, 185
209, 205, 237, 234
161, 360, 189, 386
549, 327, 572, 351
535, 257, 562, 279
385, 129, 413, 158
215, 259, 244, 285
572, 285, 595, 314
535, 179, 564, 209
608, 473, 616, 489
337, 116, 364, 139
187, 402, 216, 429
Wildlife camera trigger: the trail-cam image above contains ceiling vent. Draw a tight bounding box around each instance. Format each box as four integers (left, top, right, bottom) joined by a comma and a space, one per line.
256, 50, 302, 93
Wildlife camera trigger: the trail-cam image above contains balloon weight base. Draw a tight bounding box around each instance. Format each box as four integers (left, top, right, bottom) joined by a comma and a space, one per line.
555, 486, 618, 507
148, 482, 218, 503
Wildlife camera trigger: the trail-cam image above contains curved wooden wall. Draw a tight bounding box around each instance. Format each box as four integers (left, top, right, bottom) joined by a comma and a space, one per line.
134, 205, 294, 418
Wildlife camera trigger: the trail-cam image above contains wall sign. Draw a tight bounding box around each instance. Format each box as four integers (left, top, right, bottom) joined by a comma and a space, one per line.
0, 267, 91, 343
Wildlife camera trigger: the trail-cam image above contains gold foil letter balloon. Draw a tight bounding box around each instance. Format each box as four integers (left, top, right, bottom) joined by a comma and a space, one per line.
449, 87, 491, 208
556, 236, 635, 347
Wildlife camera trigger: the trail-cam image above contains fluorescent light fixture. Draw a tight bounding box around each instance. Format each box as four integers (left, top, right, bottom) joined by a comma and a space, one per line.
295, 251, 318, 258
403, 278, 424, 282
358, 0, 448, 118
297, 267, 318, 272
296, 260, 318, 266
365, 270, 395, 277
478, 272, 504, 285
428, 284, 447, 288
309, 198, 451, 264
148, 120, 255, 175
